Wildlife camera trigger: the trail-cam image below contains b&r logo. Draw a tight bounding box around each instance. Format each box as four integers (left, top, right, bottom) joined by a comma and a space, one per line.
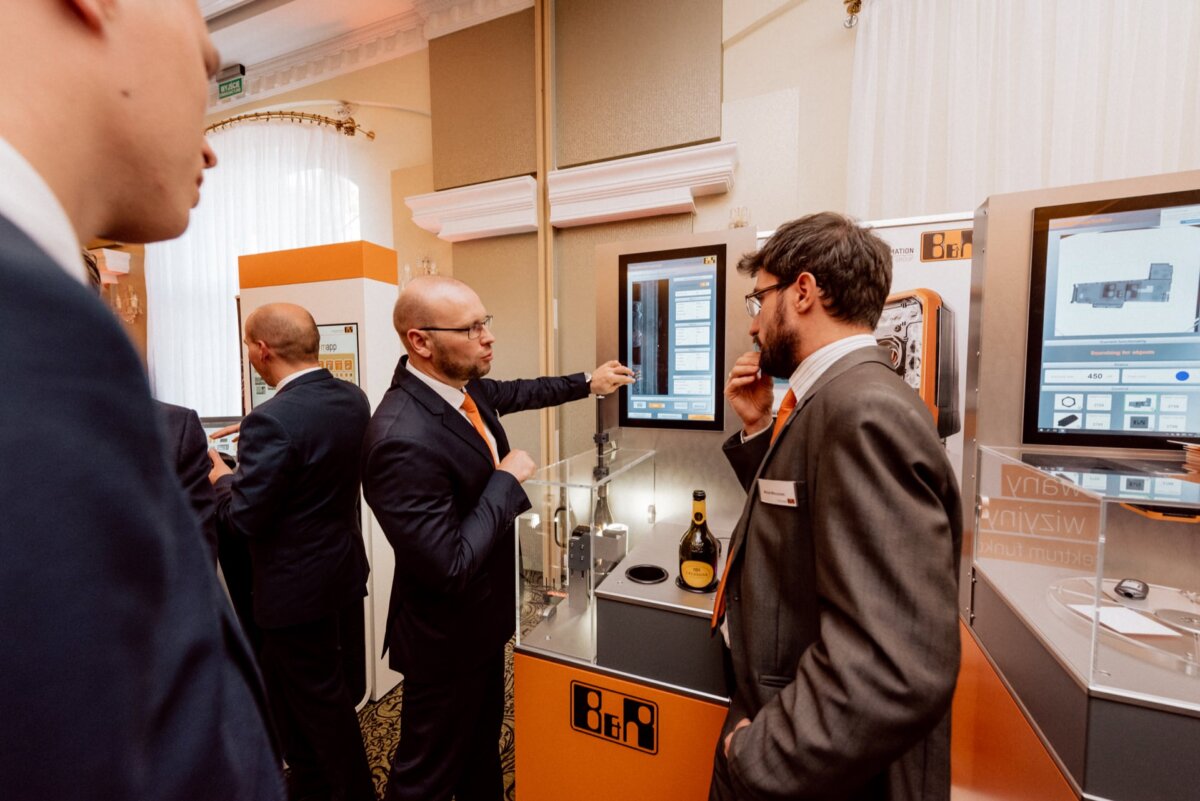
570, 681, 658, 754
920, 228, 972, 262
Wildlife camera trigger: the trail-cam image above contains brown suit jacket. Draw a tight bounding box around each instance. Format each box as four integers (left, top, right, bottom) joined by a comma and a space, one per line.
712, 346, 962, 801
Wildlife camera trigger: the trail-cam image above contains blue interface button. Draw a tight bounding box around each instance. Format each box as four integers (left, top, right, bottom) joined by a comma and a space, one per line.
1177, 371, 1190, 381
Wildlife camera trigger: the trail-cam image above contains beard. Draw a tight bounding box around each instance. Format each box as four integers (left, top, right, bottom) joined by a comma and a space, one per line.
431, 344, 491, 383
756, 303, 801, 379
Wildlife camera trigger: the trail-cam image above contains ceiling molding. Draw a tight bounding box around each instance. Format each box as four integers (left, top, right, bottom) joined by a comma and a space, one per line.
405, 176, 538, 242
207, 0, 537, 111
208, 11, 427, 111
547, 141, 739, 228
416, 0, 534, 40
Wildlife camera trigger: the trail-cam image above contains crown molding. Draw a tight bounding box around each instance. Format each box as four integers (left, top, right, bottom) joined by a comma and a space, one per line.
416, 0, 534, 40
405, 176, 538, 242
548, 141, 738, 229
207, 0, 537, 111
208, 12, 427, 112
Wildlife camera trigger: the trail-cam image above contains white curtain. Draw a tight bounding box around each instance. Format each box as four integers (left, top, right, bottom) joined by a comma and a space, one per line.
146, 122, 360, 416
846, 0, 1200, 220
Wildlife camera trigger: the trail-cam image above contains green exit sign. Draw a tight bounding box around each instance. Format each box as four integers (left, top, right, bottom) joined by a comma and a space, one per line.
218, 76, 243, 99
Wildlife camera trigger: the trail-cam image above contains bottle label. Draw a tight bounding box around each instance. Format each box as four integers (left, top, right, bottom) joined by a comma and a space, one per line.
680, 560, 714, 588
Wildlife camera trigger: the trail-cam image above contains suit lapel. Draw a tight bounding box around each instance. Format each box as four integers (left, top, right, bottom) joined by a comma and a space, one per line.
725, 346, 892, 563
393, 358, 496, 469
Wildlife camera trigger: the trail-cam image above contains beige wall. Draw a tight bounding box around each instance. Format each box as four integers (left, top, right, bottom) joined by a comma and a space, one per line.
697, 0, 858, 232
452, 234, 542, 454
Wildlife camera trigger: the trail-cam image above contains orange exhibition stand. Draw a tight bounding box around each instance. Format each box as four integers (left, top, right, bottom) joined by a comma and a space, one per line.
514, 652, 727, 801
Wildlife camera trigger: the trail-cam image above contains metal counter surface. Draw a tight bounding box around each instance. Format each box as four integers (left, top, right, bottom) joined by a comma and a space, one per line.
594, 522, 731, 619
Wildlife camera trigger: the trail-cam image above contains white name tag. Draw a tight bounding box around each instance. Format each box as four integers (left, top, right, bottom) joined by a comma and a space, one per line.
757, 479, 799, 507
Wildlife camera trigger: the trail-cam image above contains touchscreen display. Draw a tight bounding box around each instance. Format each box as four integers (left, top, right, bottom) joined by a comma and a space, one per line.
1024, 189, 1200, 448
619, 246, 726, 431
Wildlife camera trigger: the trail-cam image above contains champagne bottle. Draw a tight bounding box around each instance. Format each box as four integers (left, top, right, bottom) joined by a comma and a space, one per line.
678, 490, 719, 590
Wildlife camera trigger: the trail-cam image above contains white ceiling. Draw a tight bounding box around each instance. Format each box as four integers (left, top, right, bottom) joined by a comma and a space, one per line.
204, 0, 417, 71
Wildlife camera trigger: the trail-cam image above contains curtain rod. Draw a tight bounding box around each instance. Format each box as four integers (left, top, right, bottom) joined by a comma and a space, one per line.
205, 110, 376, 140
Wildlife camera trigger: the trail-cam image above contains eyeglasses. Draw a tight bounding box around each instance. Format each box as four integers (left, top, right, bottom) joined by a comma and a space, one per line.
419, 315, 494, 340
744, 283, 785, 317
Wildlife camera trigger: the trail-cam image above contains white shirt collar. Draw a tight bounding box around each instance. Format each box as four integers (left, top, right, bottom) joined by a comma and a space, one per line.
275, 366, 323, 391
787, 333, 880, 401
407, 362, 470, 410
0, 136, 86, 284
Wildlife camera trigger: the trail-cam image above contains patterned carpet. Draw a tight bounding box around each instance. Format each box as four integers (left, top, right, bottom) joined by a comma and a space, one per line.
356, 579, 556, 798
356, 640, 519, 801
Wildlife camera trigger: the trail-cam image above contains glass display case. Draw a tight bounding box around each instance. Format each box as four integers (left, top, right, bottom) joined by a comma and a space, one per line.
972, 445, 1200, 799
515, 447, 656, 663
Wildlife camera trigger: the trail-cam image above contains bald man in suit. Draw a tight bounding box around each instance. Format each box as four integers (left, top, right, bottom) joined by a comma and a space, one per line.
212, 303, 374, 801
363, 276, 634, 801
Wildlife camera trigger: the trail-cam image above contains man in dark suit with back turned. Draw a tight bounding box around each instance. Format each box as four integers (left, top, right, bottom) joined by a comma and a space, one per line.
211, 302, 374, 801
157, 400, 220, 562
0, 1, 283, 799
363, 276, 634, 801
709, 213, 961, 801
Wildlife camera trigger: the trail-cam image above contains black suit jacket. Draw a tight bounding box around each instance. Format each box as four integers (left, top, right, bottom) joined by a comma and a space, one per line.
156, 400, 218, 562
362, 356, 589, 680
214, 369, 371, 629
0, 215, 283, 800
716, 347, 961, 801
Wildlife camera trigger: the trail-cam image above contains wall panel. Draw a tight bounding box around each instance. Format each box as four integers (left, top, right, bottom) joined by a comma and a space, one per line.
430, 10, 537, 189
554, 0, 722, 168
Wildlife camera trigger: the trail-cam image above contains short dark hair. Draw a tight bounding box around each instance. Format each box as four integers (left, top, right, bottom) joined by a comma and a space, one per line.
738, 212, 892, 328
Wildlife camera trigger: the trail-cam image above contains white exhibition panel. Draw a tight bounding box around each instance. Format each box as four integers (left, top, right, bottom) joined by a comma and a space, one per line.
865, 212, 974, 484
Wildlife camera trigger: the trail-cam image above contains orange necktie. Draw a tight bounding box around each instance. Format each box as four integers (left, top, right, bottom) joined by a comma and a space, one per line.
770, 388, 798, 444
460, 391, 499, 467
711, 388, 799, 630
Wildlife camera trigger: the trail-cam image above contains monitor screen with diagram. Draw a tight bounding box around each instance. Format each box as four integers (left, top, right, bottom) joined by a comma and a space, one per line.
619, 245, 726, 431
1023, 188, 1200, 448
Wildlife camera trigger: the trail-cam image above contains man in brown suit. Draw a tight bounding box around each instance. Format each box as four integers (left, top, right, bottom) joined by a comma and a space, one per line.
710, 212, 962, 800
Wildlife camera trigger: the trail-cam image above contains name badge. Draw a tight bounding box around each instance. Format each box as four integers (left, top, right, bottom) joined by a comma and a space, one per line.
757, 479, 799, 507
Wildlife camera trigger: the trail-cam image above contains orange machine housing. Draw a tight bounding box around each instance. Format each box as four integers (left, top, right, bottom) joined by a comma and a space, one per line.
514, 652, 727, 801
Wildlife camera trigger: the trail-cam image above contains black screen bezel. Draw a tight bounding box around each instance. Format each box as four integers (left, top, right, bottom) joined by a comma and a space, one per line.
618, 244, 726, 432
1022, 188, 1200, 450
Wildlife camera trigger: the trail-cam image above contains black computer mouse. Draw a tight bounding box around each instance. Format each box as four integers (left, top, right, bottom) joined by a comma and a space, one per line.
1114, 578, 1149, 600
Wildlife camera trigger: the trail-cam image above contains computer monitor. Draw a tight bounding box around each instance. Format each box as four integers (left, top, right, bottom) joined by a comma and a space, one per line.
1023, 188, 1200, 449
618, 245, 726, 431
201, 416, 242, 463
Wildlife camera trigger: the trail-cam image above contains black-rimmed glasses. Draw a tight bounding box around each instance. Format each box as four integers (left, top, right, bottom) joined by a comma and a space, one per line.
744, 284, 785, 317
419, 315, 494, 340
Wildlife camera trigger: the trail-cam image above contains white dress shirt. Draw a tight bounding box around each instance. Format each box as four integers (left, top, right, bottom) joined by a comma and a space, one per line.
275, 366, 323, 391
0, 136, 85, 284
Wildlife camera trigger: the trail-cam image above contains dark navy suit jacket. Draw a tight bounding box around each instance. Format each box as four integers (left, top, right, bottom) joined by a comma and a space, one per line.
0, 215, 283, 800
361, 356, 589, 681
214, 369, 371, 629
156, 400, 218, 562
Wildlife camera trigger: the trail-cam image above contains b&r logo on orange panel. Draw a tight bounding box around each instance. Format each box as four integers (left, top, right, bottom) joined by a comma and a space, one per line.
921, 228, 973, 262
570, 680, 658, 754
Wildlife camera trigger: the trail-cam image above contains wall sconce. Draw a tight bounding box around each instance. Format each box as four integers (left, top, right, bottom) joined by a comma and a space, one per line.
111, 284, 141, 324
87, 247, 140, 323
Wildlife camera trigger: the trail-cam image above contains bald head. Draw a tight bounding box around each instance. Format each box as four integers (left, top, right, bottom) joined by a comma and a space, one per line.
394, 276, 482, 350
246, 303, 320, 365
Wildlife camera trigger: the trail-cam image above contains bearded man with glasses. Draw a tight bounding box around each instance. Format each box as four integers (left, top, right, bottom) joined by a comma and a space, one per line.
710, 213, 961, 801
362, 275, 634, 801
